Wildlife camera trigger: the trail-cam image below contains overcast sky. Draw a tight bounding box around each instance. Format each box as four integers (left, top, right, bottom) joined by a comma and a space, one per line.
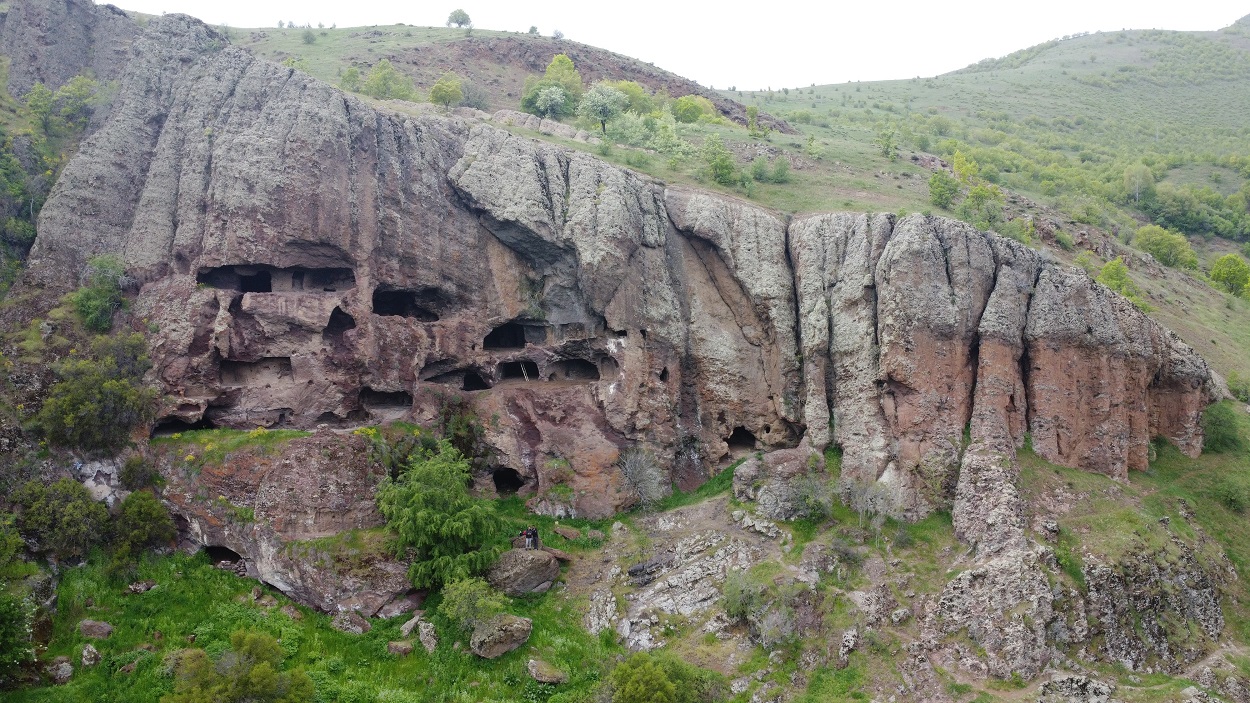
113, 1, 1248, 88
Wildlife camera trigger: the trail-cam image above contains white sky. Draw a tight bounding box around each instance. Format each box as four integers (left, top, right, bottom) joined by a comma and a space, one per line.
112, 1, 1248, 88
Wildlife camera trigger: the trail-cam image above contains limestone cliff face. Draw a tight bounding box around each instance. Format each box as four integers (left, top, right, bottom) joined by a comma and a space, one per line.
0, 0, 140, 97
22, 12, 1217, 525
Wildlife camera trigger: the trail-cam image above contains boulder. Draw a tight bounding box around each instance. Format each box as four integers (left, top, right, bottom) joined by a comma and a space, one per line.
81, 644, 101, 667
487, 549, 561, 597
46, 656, 73, 684
528, 658, 568, 684
377, 592, 424, 619
552, 525, 580, 541
1037, 675, 1117, 703
281, 605, 303, 621
79, 620, 113, 639
330, 610, 371, 635
400, 612, 424, 638
470, 615, 532, 659
126, 579, 156, 594
418, 621, 438, 653
387, 641, 414, 656
541, 546, 573, 563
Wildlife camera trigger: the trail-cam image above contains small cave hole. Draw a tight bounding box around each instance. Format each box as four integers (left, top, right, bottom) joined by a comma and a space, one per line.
462, 371, 491, 391
483, 322, 527, 349
499, 360, 540, 381
372, 289, 440, 321
659, 367, 670, 383
359, 387, 414, 408
727, 426, 757, 453
204, 545, 243, 565
599, 357, 620, 378
611, 329, 628, 338
549, 359, 601, 381
240, 270, 272, 293
323, 307, 357, 339
150, 415, 215, 437
492, 467, 526, 495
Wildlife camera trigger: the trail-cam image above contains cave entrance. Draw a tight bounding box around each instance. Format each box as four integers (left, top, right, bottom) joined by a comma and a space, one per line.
483, 322, 527, 349
499, 360, 540, 382
372, 289, 440, 321
323, 307, 357, 342
240, 270, 272, 293
727, 427, 757, 453
492, 468, 526, 495
548, 359, 600, 382
462, 371, 491, 391
150, 416, 215, 437
204, 545, 243, 565
359, 388, 414, 408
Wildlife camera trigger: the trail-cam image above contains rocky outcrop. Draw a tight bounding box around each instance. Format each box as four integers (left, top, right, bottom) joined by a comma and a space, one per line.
0, 0, 140, 96
486, 548, 560, 596
470, 614, 532, 658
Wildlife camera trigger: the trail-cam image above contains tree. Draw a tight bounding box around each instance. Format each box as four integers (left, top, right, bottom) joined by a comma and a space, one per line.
578, 82, 628, 134
1097, 257, 1150, 311
429, 73, 463, 110
35, 336, 156, 454
25, 82, 55, 135
1133, 224, 1197, 269
520, 54, 582, 117
530, 85, 565, 118
952, 150, 979, 184
552, 29, 564, 40
301, 29, 315, 44
607, 80, 654, 115
376, 440, 504, 589
339, 67, 361, 92
873, 129, 899, 160
112, 490, 176, 571
13, 478, 109, 560
612, 655, 677, 703
361, 59, 416, 101
528, 26, 539, 35
55, 75, 99, 131
1210, 254, 1250, 295
928, 171, 960, 209
0, 593, 32, 686
71, 254, 127, 333
446, 9, 471, 28
700, 134, 737, 186
164, 630, 314, 703
956, 182, 1003, 230
672, 95, 713, 123
1123, 163, 1155, 203
438, 577, 508, 633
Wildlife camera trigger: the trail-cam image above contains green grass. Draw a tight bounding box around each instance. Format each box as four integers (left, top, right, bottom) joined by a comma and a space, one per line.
648, 457, 742, 513
149, 427, 312, 466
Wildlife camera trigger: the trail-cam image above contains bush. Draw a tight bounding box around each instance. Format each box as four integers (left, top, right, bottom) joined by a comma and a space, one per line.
520, 54, 582, 118
376, 439, 504, 588
609, 652, 725, 703
438, 577, 508, 634
618, 447, 668, 511
722, 570, 766, 622
13, 478, 109, 560
1210, 253, 1250, 295
165, 630, 314, 703
1203, 401, 1245, 454
770, 157, 791, 184
1096, 257, 1150, 311
0, 592, 32, 686
700, 134, 737, 186
1054, 231, 1075, 251
928, 171, 960, 209
120, 455, 161, 490
70, 255, 127, 333
360, 59, 416, 101
1133, 224, 1197, 269
1214, 477, 1250, 513
671, 95, 714, 123
35, 354, 156, 453
112, 490, 176, 564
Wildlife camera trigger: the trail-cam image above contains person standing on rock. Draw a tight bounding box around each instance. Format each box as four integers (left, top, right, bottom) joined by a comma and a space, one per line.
522, 526, 537, 549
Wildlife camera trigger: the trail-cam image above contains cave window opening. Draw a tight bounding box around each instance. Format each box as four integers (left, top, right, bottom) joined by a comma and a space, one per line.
324, 307, 357, 340
659, 367, 670, 383
204, 545, 243, 565
291, 271, 305, 290
150, 416, 215, 437
483, 322, 527, 349
500, 360, 540, 381
359, 387, 414, 408
727, 427, 757, 453
492, 468, 525, 495
372, 289, 440, 321
550, 359, 600, 381
462, 371, 491, 391
240, 270, 272, 293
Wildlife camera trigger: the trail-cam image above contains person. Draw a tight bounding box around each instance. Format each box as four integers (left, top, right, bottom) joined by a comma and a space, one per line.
522, 526, 536, 549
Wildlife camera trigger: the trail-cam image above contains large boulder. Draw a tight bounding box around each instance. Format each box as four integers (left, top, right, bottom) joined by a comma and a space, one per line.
79, 620, 113, 639
487, 549, 561, 597
470, 614, 532, 659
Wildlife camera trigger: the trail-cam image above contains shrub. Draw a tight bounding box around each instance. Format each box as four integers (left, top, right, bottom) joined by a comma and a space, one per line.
35, 354, 156, 453
1133, 224, 1197, 269
520, 54, 582, 117
165, 630, 314, 703
619, 447, 668, 511
1214, 477, 1250, 514
610, 652, 725, 703
13, 478, 109, 560
770, 157, 791, 184
700, 134, 737, 186
0, 592, 32, 686
438, 577, 508, 633
428, 72, 463, 109
376, 439, 504, 588
1096, 257, 1150, 311
361, 59, 416, 101
671, 95, 714, 123
1054, 231, 1075, 251
928, 171, 960, 208
1203, 401, 1245, 454
722, 569, 766, 622
120, 455, 161, 490
1210, 254, 1250, 296
71, 254, 127, 332
112, 490, 176, 564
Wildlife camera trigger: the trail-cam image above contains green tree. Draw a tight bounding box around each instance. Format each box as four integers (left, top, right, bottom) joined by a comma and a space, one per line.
952, 150, 979, 184
956, 182, 1003, 230
340, 67, 361, 92
376, 440, 504, 589
700, 134, 736, 186
533, 85, 567, 118
672, 95, 713, 123
111, 490, 176, 571
1096, 257, 1150, 311
607, 80, 654, 115
438, 577, 508, 633
71, 254, 127, 332
873, 129, 899, 160
429, 72, 464, 109
164, 630, 314, 703
1133, 224, 1197, 269
54, 75, 99, 131
578, 82, 628, 134
0, 593, 32, 686
1123, 163, 1155, 203
520, 54, 583, 117
25, 82, 55, 135
301, 29, 315, 44
36, 344, 156, 454
361, 59, 417, 101
1203, 401, 1245, 454
1210, 253, 1250, 295
928, 171, 960, 209
446, 9, 471, 28
528, 26, 538, 34
612, 655, 677, 703
13, 478, 109, 560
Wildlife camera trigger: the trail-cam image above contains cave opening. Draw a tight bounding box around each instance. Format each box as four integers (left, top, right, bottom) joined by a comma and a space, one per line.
659, 367, 670, 383
727, 426, 757, 453
324, 307, 357, 339
204, 545, 243, 565
499, 360, 540, 381
492, 467, 525, 495
239, 270, 272, 293
548, 359, 600, 381
462, 371, 491, 391
359, 387, 414, 408
372, 289, 440, 321
150, 416, 215, 437
483, 322, 527, 349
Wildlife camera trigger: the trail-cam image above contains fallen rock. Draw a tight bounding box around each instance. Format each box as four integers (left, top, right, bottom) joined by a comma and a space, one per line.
418, 621, 438, 653
470, 614, 532, 658
256, 594, 278, 608
1037, 674, 1116, 703
553, 525, 581, 541
281, 605, 303, 621
487, 549, 561, 597
377, 592, 424, 619
528, 658, 568, 684
127, 580, 157, 594
81, 644, 100, 667
330, 610, 371, 635
46, 656, 73, 684
541, 546, 573, 563
79, 620, 113, 639
837, 628, 858, 668
387, 640, 414, 656
400, 612, 424, 638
